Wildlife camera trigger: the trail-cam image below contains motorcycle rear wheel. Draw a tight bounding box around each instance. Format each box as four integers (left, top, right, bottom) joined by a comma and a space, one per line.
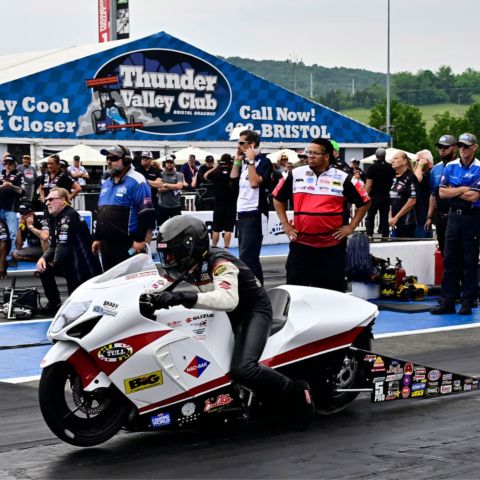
39, 362, 130, 447
313, 327, 372, 415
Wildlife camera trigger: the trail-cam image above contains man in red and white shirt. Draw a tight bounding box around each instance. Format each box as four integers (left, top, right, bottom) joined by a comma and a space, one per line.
273, 138, 370, 292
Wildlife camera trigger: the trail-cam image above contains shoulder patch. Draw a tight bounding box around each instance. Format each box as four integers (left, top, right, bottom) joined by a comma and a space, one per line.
213, 264, 227, 276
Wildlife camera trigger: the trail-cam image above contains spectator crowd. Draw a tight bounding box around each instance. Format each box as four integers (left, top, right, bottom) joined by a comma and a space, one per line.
0, 129, 478, 315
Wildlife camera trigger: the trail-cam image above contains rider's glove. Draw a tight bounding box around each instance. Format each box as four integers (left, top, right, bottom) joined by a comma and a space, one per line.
150, 291, 198, 310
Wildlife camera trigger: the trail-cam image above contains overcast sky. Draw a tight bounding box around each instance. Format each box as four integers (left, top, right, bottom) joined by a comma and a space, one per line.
1, 0, 478, 74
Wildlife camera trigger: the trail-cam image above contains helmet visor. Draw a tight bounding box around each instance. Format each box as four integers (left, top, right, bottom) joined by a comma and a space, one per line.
157, 236, 194, 273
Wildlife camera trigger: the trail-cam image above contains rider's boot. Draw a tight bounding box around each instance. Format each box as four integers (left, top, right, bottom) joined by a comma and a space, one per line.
288, 380, 315, 429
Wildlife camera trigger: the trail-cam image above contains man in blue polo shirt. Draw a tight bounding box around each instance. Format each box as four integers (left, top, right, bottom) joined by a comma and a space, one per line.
92, 145, 155, 271
431, 133, 480, 315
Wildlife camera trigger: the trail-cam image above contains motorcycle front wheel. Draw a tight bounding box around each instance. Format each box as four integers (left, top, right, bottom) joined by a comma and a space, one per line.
313, 326, 372, 415
39, 361, 130, 447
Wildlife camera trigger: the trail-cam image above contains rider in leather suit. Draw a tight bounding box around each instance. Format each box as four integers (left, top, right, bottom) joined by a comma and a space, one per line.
140, 215, 314, 427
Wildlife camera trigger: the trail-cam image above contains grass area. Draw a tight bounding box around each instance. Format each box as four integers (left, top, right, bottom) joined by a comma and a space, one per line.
340, 94, 480, 130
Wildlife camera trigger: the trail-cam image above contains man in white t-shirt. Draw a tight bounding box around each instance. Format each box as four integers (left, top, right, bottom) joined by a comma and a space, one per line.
68, 155, 89, 186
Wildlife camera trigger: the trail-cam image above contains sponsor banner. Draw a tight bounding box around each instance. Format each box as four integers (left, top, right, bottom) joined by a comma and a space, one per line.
359, 349, 479, 403
0, 32, 390, 144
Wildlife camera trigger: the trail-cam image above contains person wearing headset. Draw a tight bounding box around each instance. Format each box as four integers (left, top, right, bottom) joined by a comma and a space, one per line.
92, 145, 155, 271
36, 187, 101, 315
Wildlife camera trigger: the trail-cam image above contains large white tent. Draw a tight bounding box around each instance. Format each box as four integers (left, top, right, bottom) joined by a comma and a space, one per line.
161, 146, 219, 165
37, 144, 106, 166
360, 148, 416, 165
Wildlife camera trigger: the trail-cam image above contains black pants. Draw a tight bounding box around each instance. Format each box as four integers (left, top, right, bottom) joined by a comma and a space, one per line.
100, 237, 132, 272
365, 195, 390, 238
440, 212, 480, 306
230, 309, 292, 399
40, 263, 81, 306
394, 223, 416, 238
434, 211, 449, 255
237, 212, 264, 284
286, 241, 347, 292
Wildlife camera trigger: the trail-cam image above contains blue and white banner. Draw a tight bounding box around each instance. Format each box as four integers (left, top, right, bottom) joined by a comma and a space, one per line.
0, 32, 390, 144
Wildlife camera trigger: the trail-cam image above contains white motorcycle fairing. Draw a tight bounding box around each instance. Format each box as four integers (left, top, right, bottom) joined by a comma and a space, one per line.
42, 253, 377, 416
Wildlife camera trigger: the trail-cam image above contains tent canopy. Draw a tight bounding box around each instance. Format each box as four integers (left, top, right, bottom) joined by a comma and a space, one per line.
267, 149, 300, 164
162, 146, 219, 165
360, 148, 416, 165
37, 144, 106, 166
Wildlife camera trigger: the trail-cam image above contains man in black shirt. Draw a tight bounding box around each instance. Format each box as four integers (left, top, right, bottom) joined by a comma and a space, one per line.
36, 188, 101, 315
365, 148, 395, 238
203, 154, 237, 248
0, 154, 24, 256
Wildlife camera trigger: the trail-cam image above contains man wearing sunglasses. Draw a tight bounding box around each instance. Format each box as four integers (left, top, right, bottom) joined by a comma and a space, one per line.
0, 154, 24, 257
36, 188, 101, 315
93, 145, 155, 271
431, 133, 480, 316
425, 134, 457, 254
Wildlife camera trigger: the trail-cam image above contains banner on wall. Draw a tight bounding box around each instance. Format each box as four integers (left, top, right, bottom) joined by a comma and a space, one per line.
0, 32, 390, 145
98, 0, 111, 43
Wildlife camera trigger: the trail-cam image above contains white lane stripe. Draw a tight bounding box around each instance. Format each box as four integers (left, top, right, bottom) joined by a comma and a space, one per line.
0, 318, 52, 326
375, 322, 480, 339
1, 375, 40, 384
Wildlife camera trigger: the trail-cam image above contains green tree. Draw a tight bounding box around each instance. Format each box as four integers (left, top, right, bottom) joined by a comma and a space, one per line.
369, 99, 428, 152
461, 103, 480, 138
428, 111, 464, 162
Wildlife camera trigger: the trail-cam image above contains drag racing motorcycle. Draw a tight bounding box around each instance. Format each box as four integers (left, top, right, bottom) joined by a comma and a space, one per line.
38, 253, 479, 447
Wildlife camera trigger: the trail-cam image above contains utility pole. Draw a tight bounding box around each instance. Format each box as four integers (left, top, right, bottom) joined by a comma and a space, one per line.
288, 53, 302, 93
310, 72, 313, 98
386, 0, 391, 139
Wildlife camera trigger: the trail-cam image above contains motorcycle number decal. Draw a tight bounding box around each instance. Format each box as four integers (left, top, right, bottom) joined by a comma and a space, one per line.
97, 342, 133, 362
184, 356, 210, 378
124, 370, 163, 394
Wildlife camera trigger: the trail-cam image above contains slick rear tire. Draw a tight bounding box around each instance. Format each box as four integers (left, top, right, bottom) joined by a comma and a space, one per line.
313, 327, 372, 415
39, 362, 130, 447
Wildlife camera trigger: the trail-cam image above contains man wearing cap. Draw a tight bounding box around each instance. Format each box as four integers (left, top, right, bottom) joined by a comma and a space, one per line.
13, 201, 49, 263
93, 145, 155, 271
425, 135, 458, 253
330, 140, 351, 174
431, 133, 480, 316
0, 155, 24, 255
136, 151, 163, 234
17, 154, 37, 203
157, 156, 184, 226
68, 156, 89, 187
196, 155, 215, 186
365, 147, 395, 238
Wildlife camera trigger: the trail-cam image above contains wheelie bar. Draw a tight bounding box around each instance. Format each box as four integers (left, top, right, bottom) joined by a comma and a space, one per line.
343, 347, 479, 403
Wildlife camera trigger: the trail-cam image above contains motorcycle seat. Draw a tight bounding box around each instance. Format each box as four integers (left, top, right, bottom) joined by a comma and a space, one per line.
267, 288, 290, 336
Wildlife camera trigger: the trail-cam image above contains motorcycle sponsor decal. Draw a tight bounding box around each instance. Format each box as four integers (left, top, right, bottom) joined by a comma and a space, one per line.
404, 363, 414, 375
427, 381, 439, 387
411, 390, 424, 397
427, 369, 441, 382
386, 361, 403, 374
402, 375, 412, 387
413, 374, 426, 381
218, 280, 231, 290
401, 386, 411, 399
204, 393, 234, 412
363, 354, 377, 362
371, 356, 385, 372
464, 383, 472, 392
386, 373, 403, 382
185, 356, 210, 378
167, 320, 182, 328
453, 380, 462, 392
181, 402, 196, 417
442, 373, 452, 382
98, 342, 133, 362
149, 279, 166, 290
386, 390, 400, 400
473, 379, 479, 389
125, 271, 158, 281
426, 386, 440, 395
440, 385, 452, 394
124, 370, 163, 394
373, 381, 385, 402
388, 381, 400, 390
414, 366, 426, 375
150, 412, 171, 428
102, 300, 119, 317
411, 382, 426, 392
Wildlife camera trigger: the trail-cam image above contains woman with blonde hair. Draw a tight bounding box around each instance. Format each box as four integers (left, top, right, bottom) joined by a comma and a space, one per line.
389, 151, 419, 238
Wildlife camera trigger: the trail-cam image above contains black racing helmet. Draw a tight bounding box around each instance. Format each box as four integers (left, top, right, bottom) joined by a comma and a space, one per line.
157, 216, 209, 279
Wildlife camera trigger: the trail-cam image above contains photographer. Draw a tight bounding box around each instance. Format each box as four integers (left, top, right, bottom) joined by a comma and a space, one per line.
203, 154, 237, 249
